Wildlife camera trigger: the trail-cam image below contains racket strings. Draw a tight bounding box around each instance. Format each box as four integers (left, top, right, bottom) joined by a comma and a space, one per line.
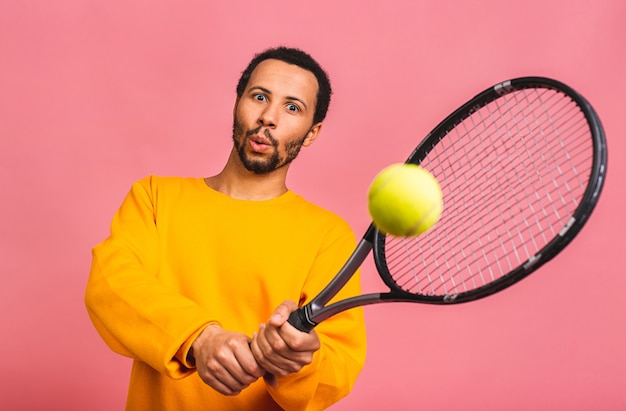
384, 87, 594, 296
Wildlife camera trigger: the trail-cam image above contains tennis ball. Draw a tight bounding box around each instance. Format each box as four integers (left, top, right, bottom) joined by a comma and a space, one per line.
368, 163, 443, 237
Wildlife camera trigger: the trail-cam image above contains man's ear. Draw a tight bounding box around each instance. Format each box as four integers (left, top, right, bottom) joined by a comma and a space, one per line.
302, 123, 323, 147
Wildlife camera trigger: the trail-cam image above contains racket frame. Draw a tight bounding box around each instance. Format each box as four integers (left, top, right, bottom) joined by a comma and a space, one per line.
288, 77, 607, 332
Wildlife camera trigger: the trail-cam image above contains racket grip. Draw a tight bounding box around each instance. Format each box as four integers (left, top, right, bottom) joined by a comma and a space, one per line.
287, 307, 317, 333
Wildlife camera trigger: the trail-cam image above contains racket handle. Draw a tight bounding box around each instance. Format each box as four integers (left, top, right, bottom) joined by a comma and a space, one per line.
287, 307, 317, 333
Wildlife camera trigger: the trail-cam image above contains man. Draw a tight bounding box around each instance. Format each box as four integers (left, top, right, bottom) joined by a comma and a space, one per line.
85, 47, 367, 411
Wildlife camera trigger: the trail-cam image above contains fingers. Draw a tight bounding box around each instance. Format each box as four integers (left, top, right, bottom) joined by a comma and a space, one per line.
250, 301, 321, 378
252, 324, 315, 376
192, 326, 265, 396
193, 301, 321, 394
197, 344, 260, 395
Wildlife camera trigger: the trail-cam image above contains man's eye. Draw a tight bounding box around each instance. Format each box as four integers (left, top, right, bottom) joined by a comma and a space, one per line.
286, 103, 299, 112
254, 94, 267, 101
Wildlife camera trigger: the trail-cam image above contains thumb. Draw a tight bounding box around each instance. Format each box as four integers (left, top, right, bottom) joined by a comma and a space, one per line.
268, 300, 298, 326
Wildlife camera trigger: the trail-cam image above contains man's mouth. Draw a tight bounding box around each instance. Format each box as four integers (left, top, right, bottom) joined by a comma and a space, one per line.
246, 128, 274, 152
248, 132, 273, 152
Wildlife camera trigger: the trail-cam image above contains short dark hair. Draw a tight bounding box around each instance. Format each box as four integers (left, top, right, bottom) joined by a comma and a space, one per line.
236, 47, 332, 124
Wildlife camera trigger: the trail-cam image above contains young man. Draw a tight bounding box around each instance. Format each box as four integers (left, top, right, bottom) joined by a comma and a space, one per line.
85, 47, 367, 411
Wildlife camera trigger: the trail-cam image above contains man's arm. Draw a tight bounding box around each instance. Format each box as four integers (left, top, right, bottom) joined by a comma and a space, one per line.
249, 220, 367, 410
85, 178, 217, 379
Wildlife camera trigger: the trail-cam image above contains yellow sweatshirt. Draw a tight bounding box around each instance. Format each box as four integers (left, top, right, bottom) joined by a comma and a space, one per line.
85, 176, 366, 411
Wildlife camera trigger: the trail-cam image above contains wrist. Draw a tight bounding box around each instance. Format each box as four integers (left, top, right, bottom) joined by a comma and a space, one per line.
191, 324, 222, 351
182, 322, 221, 368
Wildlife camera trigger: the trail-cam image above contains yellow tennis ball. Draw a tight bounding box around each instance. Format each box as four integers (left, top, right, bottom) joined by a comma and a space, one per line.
368, 163, 443, 237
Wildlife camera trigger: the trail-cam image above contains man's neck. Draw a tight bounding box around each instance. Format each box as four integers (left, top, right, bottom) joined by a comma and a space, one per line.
205, 150, 290, 201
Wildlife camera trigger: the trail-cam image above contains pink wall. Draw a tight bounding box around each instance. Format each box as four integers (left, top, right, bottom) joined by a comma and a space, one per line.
1, 1, 624, 409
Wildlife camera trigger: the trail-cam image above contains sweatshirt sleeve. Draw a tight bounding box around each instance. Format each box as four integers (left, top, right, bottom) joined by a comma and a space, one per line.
84, 177, 214, 378
266, 221, 367, 411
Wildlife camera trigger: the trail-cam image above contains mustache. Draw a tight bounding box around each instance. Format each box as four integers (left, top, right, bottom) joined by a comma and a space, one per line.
246, 126, 276, 144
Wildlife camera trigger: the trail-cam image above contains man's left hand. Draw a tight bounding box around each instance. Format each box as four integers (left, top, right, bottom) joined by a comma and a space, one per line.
250, 300, 321, 379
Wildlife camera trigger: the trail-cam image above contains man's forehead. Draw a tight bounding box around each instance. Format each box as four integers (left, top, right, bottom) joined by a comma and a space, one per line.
247, 59, 319, 99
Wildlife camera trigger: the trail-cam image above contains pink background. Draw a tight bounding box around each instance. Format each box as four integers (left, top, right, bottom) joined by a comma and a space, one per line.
1, 1, 624, 409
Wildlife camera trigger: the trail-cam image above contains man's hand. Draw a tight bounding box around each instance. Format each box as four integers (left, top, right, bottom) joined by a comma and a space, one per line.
192, 324, 266, 396
250, 300, 321, 379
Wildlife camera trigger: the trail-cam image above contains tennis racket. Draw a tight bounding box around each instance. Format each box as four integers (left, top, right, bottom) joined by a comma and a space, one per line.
288, 76, 607, 333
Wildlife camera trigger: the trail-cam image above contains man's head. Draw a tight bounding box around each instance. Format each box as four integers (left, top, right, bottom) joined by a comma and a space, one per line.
236, 47, 332, 125
231, 47, 332, 175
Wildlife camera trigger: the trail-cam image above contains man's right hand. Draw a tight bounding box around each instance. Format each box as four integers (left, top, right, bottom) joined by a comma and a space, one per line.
191, 324, 266, 395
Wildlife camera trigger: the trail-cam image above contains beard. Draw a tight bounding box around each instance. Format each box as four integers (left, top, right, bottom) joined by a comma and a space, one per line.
232, 116, 308, 175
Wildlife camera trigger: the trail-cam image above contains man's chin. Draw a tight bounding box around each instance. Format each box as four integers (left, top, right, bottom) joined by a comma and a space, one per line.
238, 149, 280, 174
241, 158, 275, 175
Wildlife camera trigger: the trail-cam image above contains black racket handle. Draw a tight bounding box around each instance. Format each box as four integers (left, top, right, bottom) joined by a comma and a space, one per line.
287, 307, 316, 333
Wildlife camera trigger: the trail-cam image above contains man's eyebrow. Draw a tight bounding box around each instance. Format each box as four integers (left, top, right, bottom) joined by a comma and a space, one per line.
250, 86, 272, 95
249, 86, 308, 110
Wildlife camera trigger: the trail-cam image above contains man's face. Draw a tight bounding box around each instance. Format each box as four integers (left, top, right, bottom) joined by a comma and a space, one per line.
232, 59, 321, 174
